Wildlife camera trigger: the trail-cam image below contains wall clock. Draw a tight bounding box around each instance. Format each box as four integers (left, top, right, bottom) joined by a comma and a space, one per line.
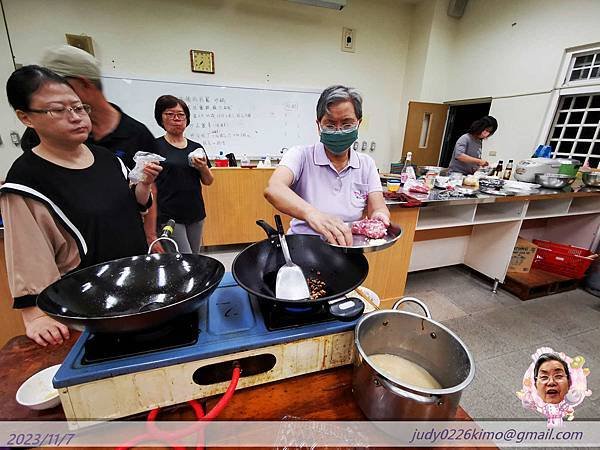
190, 50, 215, 74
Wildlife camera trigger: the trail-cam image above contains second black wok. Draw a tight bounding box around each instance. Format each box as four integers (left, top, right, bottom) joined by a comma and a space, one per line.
232, 220, 369, 320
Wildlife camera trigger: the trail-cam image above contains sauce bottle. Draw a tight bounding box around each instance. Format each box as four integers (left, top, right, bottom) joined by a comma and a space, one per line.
493, 160, 504, 177
503, 160, 513, 180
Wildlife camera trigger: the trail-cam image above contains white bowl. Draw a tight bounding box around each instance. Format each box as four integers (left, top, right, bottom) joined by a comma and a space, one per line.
16, 364, 61, 410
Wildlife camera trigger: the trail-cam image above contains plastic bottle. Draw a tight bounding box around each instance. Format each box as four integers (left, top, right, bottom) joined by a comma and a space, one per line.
241, 153, 251, 168
503, 160, 513, 180
400, 152, 416, 184
215, 151, 228, 167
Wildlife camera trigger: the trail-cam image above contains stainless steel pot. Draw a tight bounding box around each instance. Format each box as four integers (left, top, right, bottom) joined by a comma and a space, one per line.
352, 298, 475, 420
582, 172, 600, 187
535, 173, 574, 189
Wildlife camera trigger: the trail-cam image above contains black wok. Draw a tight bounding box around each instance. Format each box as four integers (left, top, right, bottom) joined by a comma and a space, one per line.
232, 219, 369, 321
37, 252, 225, 333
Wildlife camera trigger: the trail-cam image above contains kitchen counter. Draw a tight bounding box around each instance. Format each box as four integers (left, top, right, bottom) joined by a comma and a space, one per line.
0, 334, 488, 450
385, 184, 600, 207
391, 182, 600, 286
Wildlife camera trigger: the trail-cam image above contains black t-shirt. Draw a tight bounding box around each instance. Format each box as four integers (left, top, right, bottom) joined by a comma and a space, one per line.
20, 103, 156, 169
2, 145, 148, 307
93, 104, 156, 169
155, 137, 211, 225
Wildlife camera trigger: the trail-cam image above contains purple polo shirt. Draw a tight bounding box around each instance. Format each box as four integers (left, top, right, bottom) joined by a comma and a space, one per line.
279, 142, 383, 235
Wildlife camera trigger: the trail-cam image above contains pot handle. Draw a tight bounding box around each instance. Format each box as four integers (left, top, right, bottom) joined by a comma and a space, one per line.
376, 375, 440, 405
148, 219, 179, 254
327, 297, 364, 321
392, 297, 431, 319
256, 220, 279, 242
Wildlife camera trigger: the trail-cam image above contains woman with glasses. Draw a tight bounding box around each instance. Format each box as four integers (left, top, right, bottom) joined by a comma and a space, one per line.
1, 65, 161, 346
534, 353, 571, 404
153, 95, 213, 254
265, 85, 389, 245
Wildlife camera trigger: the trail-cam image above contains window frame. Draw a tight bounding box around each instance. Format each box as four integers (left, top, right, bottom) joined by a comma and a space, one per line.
537, 43, 600, 165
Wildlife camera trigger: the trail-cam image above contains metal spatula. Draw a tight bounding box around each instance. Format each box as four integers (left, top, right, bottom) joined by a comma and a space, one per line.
274, 215, 310, 300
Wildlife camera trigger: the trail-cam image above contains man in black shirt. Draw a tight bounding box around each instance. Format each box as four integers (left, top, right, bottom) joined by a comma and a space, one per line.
36, 45, 161, 250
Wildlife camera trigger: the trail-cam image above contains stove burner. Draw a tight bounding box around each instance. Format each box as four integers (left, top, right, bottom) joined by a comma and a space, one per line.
258, 299, 334, 331
81, 312, 200, 364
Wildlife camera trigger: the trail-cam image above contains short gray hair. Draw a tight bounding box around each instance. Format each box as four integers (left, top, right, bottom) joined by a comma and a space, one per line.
316, 85, 363, 121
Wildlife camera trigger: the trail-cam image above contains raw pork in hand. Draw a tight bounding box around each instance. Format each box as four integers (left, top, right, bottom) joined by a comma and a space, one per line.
351, 218, 388, 239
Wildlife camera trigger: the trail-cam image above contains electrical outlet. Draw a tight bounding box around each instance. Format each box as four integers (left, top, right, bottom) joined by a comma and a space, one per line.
361, 141, 368, 151
342, 27, 355, 53
489, 150, 497, 156
370, 141, 376, 152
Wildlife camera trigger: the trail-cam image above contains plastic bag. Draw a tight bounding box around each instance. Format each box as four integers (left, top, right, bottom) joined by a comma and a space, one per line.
188, 148, 207, 167
128, 151, 165, 184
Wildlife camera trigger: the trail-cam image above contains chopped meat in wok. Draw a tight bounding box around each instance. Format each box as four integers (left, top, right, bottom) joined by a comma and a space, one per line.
351, 218, 388, 239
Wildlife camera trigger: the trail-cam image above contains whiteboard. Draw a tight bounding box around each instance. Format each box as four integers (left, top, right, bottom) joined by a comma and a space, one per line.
102, 76, 321, 158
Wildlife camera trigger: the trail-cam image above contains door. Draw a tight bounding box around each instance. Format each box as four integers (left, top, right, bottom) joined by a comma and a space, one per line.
401, 102, 449, 166
439, 102, 491, 167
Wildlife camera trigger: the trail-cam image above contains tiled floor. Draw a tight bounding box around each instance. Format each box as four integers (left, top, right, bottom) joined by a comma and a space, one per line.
404, 265, 600, 422
203, 247, 600, 422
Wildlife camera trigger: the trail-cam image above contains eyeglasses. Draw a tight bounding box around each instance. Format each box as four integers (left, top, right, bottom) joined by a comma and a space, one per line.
163, 112, 187, 120
537, 373, 567, 384
27, 104, 91, 119
320, 123, 359, 133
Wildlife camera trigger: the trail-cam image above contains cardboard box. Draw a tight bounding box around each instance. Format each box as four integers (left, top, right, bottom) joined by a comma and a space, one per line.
508, 238, 538, 273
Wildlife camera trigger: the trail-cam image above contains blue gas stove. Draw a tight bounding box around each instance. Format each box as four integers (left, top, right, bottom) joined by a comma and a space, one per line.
53, 273, 362, 423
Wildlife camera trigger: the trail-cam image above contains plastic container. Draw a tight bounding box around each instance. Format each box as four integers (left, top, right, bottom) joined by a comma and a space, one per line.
214, 151, 229, 167
558, 160, 581, 177
532, 239, 597, 279
387, 180, 401, 192
241, 154, 257, 168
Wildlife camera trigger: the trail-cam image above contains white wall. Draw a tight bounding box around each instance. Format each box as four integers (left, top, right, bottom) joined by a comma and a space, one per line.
445, 0, 600, 163
419, 0, 458, 103
486, 93, 553, 164
0, 7, 22, 179
0, 0, 414, 176
398, 0, 458, 161
397, 0, 435, 161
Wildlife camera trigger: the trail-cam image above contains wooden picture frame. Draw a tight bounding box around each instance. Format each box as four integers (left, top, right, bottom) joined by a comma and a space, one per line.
65, 34, 94, 56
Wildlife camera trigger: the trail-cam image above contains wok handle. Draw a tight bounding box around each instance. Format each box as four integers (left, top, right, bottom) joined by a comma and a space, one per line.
376, 375, 441, 405
256, 220, 278, 239
274, 215, 285, 235
161, 219, 176, 238
148, 237, 179, 254
327, 296, 364, 321
392, 297, 431, 318
148, 219, 179, 254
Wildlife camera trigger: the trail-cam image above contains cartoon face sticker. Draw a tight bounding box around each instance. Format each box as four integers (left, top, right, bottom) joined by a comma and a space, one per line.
516, 347, 592, 428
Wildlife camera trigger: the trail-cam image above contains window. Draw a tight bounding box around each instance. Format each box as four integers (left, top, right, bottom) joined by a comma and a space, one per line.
540, 45, 600, 168
568, 51, 600, 83
547, 94, 600, 167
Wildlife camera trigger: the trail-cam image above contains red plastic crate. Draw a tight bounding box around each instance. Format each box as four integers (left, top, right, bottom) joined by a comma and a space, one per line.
532, 239, 596, 279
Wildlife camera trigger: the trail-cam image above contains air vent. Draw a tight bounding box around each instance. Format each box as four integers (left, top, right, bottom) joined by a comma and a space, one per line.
288, 0, 346, 10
